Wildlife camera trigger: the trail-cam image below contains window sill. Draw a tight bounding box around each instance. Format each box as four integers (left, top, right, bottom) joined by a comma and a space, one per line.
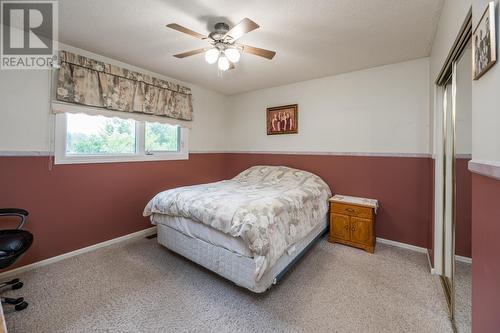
54, 152, 189, 165
54, 112, 190, 165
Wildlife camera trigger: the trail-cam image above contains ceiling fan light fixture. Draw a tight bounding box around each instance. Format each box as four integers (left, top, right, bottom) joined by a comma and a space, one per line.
217, 55, 230, 71
204, 48, 220, 64
167, 18, 276, 71
224, 48, 240, 63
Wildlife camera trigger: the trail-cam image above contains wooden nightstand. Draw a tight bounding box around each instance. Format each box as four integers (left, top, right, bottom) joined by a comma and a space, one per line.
328, 195, 378, 253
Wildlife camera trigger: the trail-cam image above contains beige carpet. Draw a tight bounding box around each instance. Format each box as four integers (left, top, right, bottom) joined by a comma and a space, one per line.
4, 235, 452, 332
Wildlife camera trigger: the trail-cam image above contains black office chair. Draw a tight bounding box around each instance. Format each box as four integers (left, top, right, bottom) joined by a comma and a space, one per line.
0, 209, 33, 311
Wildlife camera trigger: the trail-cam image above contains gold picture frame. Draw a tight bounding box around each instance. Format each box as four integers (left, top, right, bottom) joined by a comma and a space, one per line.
472, 1, 497, 80
266, 104, 298, 135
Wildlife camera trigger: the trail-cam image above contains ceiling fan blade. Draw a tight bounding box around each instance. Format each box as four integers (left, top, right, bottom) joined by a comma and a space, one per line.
166, 23, 207, 40
239, 44, 276, 60
224, 18, 259, 41
173, 48, 208, 58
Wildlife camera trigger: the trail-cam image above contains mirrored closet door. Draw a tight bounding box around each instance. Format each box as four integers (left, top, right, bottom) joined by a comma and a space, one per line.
442, 71, 455, 313
437, 30, 472, 333
441, 73, 454, 312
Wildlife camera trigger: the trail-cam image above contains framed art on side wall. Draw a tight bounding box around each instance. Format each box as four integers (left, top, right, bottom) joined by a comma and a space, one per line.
473, 1, 496, 80
267, 104, 298, 135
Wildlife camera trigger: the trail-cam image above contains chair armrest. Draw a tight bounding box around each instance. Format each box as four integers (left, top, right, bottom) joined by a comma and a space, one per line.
0, 208, 29, 216
0, 208, 29, 229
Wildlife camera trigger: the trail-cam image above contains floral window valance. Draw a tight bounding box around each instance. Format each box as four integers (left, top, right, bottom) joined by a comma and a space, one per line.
56, 50, 193, 121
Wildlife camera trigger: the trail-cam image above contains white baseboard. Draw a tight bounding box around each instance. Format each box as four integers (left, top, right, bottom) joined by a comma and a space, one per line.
376, 238, 472, 269
426, 251, 436, 274
0, 226, 157, 279
456, 255, 472, 264
376, 237, 428, 253
377, 238, 439, 273
0, 229, 469, 279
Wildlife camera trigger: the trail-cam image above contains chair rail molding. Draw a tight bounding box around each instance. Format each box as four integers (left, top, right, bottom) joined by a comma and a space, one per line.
468, 160, 500, 181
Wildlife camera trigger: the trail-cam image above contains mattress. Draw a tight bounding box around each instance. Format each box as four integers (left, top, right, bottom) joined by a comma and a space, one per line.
157, 214, 328, 293
151, 214, 252, 257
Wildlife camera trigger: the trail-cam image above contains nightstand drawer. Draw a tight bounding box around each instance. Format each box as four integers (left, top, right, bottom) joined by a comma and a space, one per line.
331, 202, 372, 219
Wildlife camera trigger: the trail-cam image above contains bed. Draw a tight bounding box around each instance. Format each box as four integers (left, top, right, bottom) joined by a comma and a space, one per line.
143, 165, 332, 293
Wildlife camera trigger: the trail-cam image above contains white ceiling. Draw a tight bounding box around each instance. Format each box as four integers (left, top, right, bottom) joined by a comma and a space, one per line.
59, 0, 444, 95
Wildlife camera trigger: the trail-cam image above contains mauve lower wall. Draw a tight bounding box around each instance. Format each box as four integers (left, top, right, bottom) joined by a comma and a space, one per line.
1, 152, 438, 270
455, 158, 471, 257
472, 173, 500, 333
0, 154, 227, 269
226, 153, 432, 248
428, 159, 435, 267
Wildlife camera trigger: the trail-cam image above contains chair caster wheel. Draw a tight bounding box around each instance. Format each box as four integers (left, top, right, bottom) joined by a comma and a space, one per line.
3, 297, 23, 305
14, 301, 28, 311
11, 282, 23, 290
7, 278, 19, 285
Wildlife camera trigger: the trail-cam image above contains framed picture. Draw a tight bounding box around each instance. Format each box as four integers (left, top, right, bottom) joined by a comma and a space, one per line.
473, 1, 496, 80
266, 104, 298, 135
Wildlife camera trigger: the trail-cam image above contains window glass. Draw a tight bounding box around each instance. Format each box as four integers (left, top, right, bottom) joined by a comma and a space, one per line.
66, 113, 136, 155
145, 122, 179, 152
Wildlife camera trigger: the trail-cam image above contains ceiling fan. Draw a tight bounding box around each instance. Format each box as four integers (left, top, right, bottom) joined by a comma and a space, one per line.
167, 18, 276, 71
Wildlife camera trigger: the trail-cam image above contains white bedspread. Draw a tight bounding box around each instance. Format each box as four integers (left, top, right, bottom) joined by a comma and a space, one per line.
143, 165, 332, 280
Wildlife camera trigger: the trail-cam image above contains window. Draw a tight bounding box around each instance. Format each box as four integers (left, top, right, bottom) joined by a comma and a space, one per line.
66, 114, 137, 155
145, 122, 180, 153
55, 113, 188, 164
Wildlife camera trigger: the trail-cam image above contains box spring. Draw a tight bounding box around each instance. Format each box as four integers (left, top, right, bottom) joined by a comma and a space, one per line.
157, 215, 328, 293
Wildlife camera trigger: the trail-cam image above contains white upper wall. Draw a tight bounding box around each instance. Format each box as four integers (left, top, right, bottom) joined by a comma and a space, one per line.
0, 69, 52, 153
472, 0, 500, 163
1, 47, 434, 156
227, 58, 430, 154
0, 43, 229, 153
455, 47, 472, 155
430, 0, 472, 82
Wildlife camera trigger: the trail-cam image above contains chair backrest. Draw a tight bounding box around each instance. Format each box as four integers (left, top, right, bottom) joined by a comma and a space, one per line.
0, 208, 33, 268
0, 208, 29, 230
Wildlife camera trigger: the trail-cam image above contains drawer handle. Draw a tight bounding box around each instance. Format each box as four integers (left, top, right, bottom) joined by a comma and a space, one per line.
344, 225, 349, 230
346, 208, 356, 213
351, 226, 356, 231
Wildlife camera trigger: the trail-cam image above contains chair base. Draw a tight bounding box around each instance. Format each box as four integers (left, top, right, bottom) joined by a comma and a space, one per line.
0, 278, 23, 290
1, 278, 28, 311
